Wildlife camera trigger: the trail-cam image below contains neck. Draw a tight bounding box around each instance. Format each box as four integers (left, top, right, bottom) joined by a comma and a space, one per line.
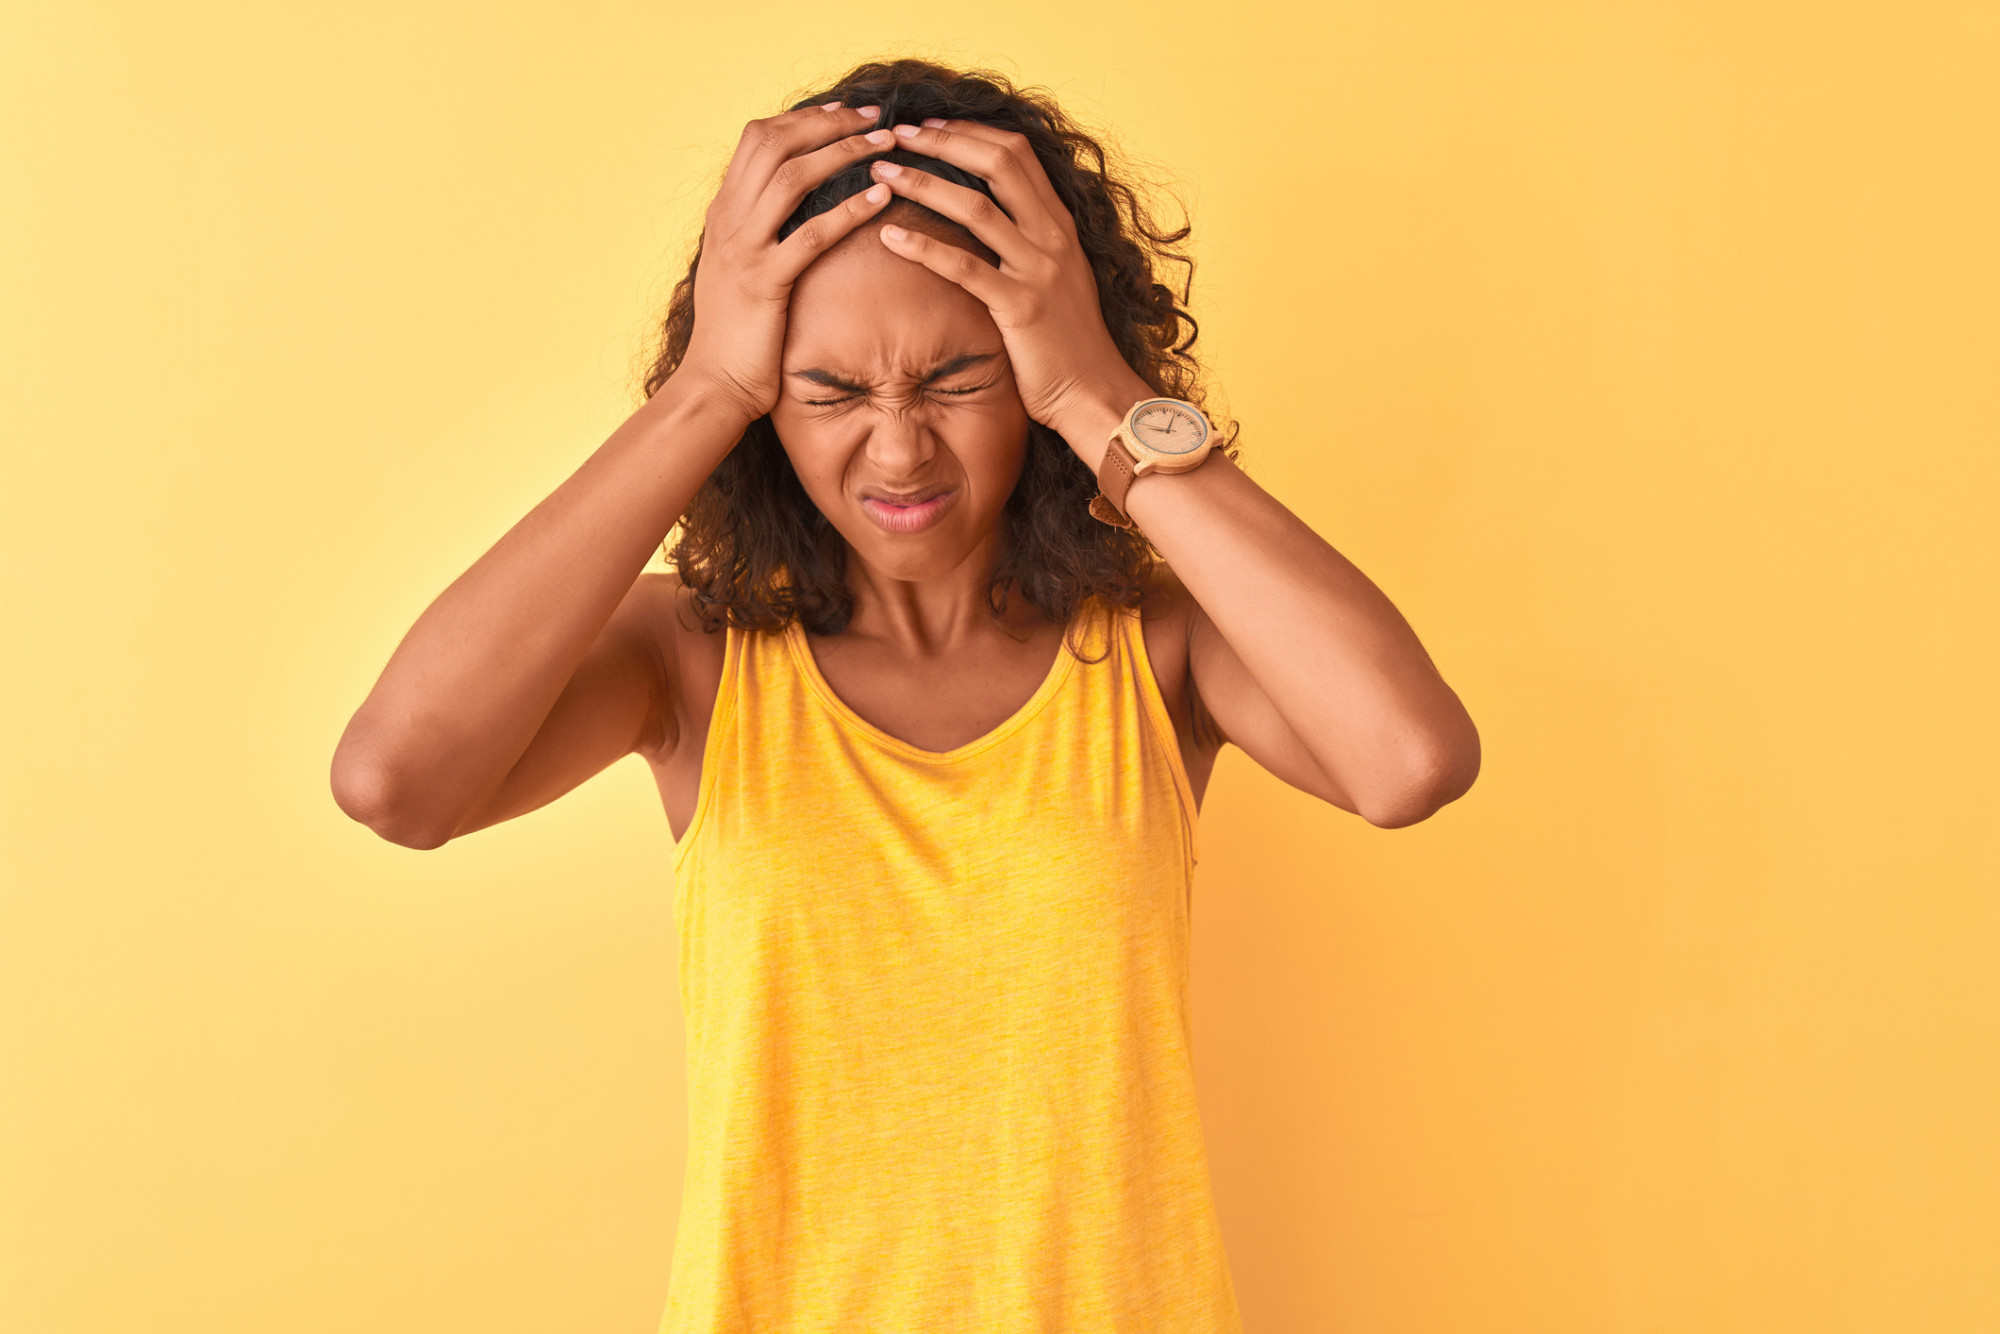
835, 522, 1043, 652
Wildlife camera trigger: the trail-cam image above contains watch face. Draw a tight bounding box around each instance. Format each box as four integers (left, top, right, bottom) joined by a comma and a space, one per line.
1129, 400, 1209, 457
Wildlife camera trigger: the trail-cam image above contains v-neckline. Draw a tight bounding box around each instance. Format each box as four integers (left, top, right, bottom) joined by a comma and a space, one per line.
783, 609, 1084, 764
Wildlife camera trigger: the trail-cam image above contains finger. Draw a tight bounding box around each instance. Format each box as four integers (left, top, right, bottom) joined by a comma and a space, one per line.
711, 102, 882, 224
872, 222, 1019, 311
740, 125, 898, 243
893, 119, 1073, 242
765, 182, 898, 285
717, 101, 862, 186
865, 160, 1039, 270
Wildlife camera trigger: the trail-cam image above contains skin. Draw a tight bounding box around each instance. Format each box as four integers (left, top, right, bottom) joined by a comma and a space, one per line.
329, 102, 1481, 849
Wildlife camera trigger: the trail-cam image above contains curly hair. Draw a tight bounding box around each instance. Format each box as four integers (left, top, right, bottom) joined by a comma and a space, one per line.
639, 56, 1239, 647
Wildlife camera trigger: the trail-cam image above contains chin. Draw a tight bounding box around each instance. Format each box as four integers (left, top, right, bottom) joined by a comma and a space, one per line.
835, 508, 989, 581
852, 533, 972, 582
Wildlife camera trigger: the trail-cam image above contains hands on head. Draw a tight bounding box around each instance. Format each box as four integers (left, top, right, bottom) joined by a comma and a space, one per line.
676, 102, 1147, 442
674, 102, 897, 422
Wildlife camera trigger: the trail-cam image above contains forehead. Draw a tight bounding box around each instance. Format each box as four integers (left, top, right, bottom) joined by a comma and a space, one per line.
782, 215, 999, 367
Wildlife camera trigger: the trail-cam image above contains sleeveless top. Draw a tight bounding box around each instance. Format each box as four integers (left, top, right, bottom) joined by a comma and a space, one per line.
659, 595, 1244, 1333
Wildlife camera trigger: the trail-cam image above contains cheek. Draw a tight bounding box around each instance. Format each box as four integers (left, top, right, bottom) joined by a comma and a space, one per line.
961, 410, 1033, 490
769, 411, 855, 487
972, 429, 1030, 491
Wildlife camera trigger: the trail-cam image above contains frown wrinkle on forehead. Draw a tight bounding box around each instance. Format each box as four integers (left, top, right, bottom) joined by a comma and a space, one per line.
781, 212, 1005, 393
788, 351, 1002, 395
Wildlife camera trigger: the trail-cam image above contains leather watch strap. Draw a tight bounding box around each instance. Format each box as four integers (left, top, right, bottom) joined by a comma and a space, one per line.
1089, 435, 1142, 529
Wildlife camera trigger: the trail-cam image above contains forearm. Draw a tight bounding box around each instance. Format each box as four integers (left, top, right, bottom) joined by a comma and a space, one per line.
332, 371, 752, 827
1056, 377, 1479, 818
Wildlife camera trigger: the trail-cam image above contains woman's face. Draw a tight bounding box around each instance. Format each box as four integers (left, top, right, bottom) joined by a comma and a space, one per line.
770, 212, 1031, 584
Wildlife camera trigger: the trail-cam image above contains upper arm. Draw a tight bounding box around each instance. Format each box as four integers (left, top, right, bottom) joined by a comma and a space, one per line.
1179, 584, 1368, 819
445, 571, 683, 841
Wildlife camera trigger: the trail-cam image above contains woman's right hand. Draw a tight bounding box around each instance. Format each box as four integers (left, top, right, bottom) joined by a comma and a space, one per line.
675, 102, 898, 420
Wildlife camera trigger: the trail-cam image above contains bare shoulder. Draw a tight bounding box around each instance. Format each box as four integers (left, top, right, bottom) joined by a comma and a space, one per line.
1134, 561, 1226, 785
1135, 561, 1194, 697
623, 568, 727, 764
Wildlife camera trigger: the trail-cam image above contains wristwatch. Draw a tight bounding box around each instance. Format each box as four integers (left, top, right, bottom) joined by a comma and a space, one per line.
1088, 397, 1216, 530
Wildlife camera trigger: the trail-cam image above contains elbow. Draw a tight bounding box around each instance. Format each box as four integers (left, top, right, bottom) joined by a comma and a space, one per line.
329, 749, 456, 851
1363, 792, 1450, 829
1361, 727, 1482, 830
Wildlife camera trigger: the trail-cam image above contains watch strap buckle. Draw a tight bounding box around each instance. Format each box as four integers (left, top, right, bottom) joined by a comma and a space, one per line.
1089, 492, 1138, 530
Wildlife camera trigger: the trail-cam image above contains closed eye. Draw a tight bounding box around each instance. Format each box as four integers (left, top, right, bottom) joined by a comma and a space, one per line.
801, 381, 995, 408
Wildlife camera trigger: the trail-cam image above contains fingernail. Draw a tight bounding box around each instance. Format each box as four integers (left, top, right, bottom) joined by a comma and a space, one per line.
872, 160, 902, 177
821, 101, 843, 111
855, 105, 880, 119
921, 117, 946, 128
892, 123, 921, 139
881, 223, 907, 241
864, 128, 893, 145
865, 183, 888, 203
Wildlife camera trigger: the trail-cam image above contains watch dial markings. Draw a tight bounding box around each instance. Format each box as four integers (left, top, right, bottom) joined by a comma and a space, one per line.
1132, 402, 1207, 454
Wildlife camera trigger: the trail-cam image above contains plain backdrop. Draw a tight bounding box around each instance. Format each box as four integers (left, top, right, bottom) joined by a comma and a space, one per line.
3, 2, 1996, 1331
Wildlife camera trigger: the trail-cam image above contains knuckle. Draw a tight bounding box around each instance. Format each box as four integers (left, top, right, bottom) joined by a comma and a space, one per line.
770, 160, 802, 192
794, 219, 826, 251
967, 192, 1003, 225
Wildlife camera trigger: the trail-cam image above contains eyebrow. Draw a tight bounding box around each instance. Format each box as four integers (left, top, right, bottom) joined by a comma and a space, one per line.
787, 352, 1000, 393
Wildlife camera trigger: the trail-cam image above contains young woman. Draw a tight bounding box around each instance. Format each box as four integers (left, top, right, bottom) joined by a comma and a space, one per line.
331, 57, 1478, 1334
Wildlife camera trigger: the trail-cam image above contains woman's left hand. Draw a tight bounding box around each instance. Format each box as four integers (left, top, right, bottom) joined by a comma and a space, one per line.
867, 119, 1153, 457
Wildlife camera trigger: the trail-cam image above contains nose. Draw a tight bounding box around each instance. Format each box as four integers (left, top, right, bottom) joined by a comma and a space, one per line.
863, 400, 939, 474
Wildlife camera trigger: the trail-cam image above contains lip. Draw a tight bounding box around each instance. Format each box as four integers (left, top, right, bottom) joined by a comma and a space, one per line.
860, 487, 958, 534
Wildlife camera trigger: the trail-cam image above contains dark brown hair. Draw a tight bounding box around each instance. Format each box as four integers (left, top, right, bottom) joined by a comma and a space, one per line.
639, 57, 1238, 645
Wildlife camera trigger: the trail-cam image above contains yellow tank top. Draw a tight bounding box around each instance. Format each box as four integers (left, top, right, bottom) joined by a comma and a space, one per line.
661, 594, 1243, 1333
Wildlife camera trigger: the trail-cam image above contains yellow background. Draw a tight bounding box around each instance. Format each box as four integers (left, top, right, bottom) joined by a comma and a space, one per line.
4, 2, 1995, 1330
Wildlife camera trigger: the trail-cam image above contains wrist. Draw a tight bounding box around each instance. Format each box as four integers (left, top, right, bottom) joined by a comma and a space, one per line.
631, 364, 763, 465
662, 354, 773, 433
1049, 368, 1158, 471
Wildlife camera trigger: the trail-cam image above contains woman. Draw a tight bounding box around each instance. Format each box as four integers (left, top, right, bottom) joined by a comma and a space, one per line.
332, 57, 1478, 1334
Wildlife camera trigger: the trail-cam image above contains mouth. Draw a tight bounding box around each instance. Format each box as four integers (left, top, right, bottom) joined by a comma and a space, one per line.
859, 486, 958, 534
